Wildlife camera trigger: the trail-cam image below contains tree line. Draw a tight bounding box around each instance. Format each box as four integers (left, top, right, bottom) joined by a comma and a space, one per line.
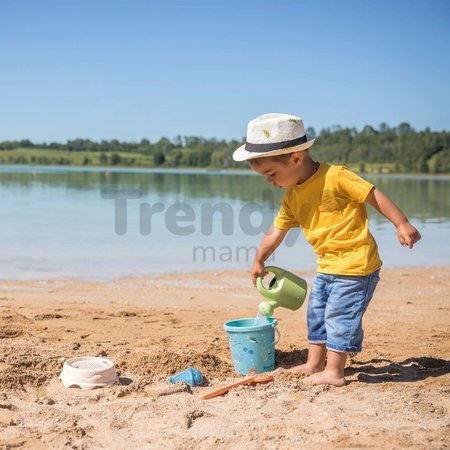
1, 123, 449, 173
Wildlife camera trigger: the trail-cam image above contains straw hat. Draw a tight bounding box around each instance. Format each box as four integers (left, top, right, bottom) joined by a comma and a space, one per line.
233, 113, 316, 162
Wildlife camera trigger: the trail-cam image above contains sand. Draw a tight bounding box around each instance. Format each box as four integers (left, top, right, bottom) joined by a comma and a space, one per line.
0, 267, 449, 449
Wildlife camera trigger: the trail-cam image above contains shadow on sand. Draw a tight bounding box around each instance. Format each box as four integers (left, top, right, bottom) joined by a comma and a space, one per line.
275, 348, 308, 369
275, 350, 449, 384
346, 356, 450, 383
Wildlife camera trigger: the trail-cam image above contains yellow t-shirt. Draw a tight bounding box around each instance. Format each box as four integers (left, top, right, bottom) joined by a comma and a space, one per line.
274, 163, 382, 276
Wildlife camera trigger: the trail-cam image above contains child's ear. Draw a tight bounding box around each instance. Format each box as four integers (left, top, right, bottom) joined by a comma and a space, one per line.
290, 152, 303, 165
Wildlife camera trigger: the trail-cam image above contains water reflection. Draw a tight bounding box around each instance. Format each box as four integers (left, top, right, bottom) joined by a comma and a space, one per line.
0, 166, 449, 280
1, 166, 449, 222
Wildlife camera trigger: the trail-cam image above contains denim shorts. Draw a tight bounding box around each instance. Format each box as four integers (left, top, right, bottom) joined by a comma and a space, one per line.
307, 269, 380, 353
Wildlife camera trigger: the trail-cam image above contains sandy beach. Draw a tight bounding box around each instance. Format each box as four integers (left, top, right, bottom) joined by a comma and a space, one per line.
0, 267, 449, 449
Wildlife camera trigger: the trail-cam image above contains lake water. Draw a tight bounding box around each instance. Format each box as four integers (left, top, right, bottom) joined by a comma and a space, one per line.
1, 165, 449, 280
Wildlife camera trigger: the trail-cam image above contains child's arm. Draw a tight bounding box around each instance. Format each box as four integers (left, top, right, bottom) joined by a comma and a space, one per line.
251, 225, 288, 286
365, 188, 421, 249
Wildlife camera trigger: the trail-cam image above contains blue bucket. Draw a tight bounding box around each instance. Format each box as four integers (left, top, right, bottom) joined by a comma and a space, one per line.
223, 317, 280, 375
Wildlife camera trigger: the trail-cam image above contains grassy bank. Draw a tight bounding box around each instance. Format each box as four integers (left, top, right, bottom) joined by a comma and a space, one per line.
0, 148, 154, 167
0, 148, 408, 174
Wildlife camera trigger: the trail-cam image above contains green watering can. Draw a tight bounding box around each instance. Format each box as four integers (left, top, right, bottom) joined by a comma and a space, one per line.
256, 266, 308, 317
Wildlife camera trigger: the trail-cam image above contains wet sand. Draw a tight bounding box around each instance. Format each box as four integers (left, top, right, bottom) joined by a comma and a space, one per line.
0, 267, 449, 449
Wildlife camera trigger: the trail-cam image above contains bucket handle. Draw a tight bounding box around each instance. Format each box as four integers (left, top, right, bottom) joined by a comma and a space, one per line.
272, 324, 281, 345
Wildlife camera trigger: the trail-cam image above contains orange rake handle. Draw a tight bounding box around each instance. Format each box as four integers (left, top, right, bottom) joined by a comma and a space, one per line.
200, 374, 274, 400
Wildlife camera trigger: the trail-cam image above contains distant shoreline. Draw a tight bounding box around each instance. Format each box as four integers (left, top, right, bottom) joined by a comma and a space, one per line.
2, 124, 449, 175
1, 164, 450, 179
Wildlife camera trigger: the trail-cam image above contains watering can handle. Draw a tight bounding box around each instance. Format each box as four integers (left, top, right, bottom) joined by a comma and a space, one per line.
256, 266, 283, 291
256, 276, 266, 293
264, 266, 283, 276
272, 324, 281, 345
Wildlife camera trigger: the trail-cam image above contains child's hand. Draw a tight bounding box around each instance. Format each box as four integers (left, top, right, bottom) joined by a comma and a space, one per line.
251, 260, 268, 287
397, 221, 421, 249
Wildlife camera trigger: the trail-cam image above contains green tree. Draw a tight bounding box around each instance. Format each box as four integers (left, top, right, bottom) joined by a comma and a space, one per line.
397, 122, 413, 135
153, 151, 165, 166
110, 153, 121, 165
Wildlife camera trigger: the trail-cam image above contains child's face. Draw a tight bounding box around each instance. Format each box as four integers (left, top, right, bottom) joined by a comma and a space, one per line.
250, 154, 303, 188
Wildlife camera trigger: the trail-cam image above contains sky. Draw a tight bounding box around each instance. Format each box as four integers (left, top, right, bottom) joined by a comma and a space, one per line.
1, 0, 449, 143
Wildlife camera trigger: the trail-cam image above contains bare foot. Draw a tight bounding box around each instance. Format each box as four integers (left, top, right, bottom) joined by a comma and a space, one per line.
302, 370, 346, 386
288, 363, 324, 375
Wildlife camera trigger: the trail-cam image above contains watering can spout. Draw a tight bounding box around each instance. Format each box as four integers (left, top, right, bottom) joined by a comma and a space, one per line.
258, 301, 277, 317
256, 266, 308, 317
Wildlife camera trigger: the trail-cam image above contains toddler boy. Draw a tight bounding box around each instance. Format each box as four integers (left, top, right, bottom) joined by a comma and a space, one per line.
233, 113, 421, 386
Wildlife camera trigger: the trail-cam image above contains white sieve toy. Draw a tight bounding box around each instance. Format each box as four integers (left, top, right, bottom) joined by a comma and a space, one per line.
59, 357, 119, 390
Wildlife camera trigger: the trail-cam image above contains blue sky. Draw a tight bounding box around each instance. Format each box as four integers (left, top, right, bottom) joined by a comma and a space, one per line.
1, 0, 449, 143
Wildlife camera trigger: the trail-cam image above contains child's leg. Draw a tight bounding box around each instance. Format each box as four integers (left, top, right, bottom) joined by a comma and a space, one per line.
302, 350, 347, 386
302, 269, 380, 386
289, 274, 329, 374
289, 343, 326, 374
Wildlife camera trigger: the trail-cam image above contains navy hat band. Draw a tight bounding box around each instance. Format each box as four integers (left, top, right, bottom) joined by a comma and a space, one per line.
245, 135, 308, 153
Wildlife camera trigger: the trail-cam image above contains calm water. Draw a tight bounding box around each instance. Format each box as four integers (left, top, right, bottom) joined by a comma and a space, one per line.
1, 165, 449, 280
